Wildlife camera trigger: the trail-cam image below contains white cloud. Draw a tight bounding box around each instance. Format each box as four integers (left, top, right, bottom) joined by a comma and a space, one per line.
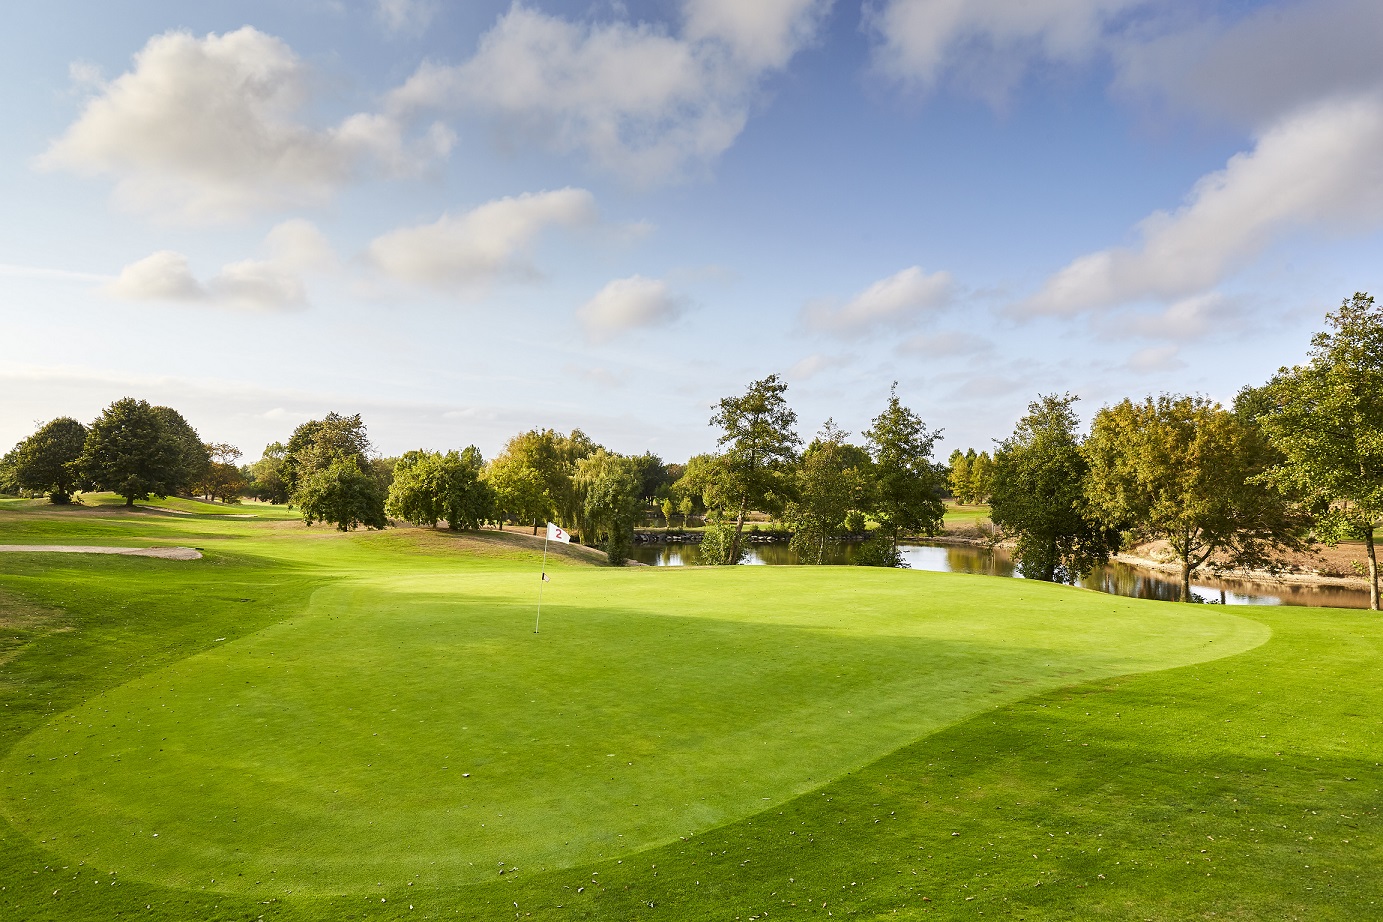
577, 275, 685, 342
377, 0, 438, 35
1123, 292, 1248, 341
389, 2, 827, 182
804, 266, 955, 336
787, 353, 849, 380
38, 27, 446, 222
866, 0, 1147, 100
106, 251, 207, 301
1113, 0, 1383, 129
106, 219, 334, 311
1024, 95, 1383, 315
367, 188, 598, 291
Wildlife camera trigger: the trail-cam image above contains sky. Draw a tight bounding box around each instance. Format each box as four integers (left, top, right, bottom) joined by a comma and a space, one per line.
3, 0, 1381, 464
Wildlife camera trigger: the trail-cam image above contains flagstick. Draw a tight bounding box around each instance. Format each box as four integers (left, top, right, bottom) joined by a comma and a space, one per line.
535, 534, 550, 634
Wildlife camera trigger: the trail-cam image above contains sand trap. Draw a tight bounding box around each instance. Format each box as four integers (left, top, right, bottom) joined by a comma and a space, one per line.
0, 545, 202, 560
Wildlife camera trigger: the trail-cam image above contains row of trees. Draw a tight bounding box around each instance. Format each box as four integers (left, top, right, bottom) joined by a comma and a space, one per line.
989, 293, 1381, 609
1, 398, 218, 506
947, 449, 993, 505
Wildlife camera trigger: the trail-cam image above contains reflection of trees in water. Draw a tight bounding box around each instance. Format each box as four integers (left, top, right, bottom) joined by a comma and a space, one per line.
630, 541, 1371, 609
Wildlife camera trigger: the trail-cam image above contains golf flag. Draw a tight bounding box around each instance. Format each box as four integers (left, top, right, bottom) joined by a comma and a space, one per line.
546, 522, 570, 543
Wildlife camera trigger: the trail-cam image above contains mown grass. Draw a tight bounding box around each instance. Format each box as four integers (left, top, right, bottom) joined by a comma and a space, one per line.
942, 503, 992, 528
0, 503, 1377, 920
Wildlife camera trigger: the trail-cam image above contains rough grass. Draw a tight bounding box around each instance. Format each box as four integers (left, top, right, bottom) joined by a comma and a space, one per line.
0, 503, 1378, 921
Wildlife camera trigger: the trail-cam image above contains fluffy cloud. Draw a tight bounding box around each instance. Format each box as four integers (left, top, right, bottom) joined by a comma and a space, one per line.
577, 276, 686, 342
897, 330, 992, 357
1114, 0, 1383, 129
39, 27, 448, 222
367, 188, 598, 291
105, 219, 333, 311
866, 0, 1147, 99
787, 353, 849, 380
1024, 95, 1383, 315
1127, 344, 1183, 373
389, 2, 828, 182
804, 266, 956, 336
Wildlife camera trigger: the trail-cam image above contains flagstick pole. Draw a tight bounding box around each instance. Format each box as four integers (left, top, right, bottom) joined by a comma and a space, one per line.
535, 535, 550, 634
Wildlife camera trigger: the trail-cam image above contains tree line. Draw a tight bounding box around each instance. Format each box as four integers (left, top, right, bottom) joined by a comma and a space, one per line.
4, 292, 1378, 605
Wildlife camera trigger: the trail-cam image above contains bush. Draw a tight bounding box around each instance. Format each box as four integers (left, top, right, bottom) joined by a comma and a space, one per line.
698, 521, 744, 565
854, 536, 909, 568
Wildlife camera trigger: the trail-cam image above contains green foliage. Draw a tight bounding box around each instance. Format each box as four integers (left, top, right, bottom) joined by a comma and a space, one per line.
387, 448, 492, 530
297, 458, 388, 531
696, 518, 743, 565
1256, 292, 1383, 609
285, 413, 386, 530
78, 397, 185, 506
246, 441, 290, 503
1084, 394, 1306, 601
7, 417, 87, 503
853, 534, 908, 567
192, 442, 245, 504
864, 382, 945, 544
488, 428, 600, 532
989, 394, 1119, 583
151, 405, 209, 494
948, 448, 994, 504
708, 374, 801, 562
785, 420, 872, 564
576, 449, 643, 564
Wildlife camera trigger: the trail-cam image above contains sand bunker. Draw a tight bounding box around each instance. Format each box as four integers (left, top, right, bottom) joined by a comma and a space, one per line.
0, 545, 202, 560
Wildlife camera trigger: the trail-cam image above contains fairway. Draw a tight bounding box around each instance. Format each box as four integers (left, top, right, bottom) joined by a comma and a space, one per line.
2, 502, 1379, 920
0, 519, 1267, 895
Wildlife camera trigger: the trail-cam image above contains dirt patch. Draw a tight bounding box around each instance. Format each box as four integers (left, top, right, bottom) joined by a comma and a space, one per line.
0, 545, 202, 560
1121, 539, 1373, 589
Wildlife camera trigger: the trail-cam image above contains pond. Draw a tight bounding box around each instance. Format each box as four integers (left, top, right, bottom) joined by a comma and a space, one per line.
628, 540, 1372, 609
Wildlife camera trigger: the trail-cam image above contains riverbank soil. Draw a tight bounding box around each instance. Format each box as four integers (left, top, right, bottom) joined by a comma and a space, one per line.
1126, 538, 1375, 589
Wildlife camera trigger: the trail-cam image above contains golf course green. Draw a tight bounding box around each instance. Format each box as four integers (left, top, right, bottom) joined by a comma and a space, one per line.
0, 497, 1378, 919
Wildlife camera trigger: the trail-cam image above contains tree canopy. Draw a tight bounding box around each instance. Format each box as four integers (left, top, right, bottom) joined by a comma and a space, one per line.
989, 394, 1119, 583
78, 398, 186, 506
1083, 394, 1306, 602
1256, 292, 1383, 609
387, 447, 491, 531
287, 413, 387, 530
864, 383, 944, 546
784, 420, 872, 565
708, 374, 801, 563
7, 417, 87, 503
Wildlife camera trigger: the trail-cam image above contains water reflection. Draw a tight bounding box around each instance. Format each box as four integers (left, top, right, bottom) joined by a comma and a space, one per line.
628, 540, 1370, 609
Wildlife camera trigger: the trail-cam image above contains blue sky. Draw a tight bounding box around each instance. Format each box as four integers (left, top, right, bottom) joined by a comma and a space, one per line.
3, 0, 1381, 463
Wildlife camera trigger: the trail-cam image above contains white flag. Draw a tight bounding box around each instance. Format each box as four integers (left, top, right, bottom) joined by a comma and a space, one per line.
546, 522, 570, 543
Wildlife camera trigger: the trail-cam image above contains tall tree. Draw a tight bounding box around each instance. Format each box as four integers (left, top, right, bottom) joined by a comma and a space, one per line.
388, 448, 492, 531
1256, 292, 1383, 610
247, 442, 290, 504
195, 443, 246, 504
151, 406, 209, 496
575, 450, 643, 564
864, 383, 945, 546
491, 428, 600, 534
483, 456, 549, 531
286, 413, 386, 530
79, 398, 184, 506
948, 449, 971, 502
8, 417, 87, 503
785, 420, 872, 564
708, 374, 801, 564
969, 451, 994, 503
989, 394, 1119, 583
1083, 395, 1307, 602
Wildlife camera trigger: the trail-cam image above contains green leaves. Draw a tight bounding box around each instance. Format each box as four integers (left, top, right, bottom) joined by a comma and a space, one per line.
864, 383, 944, 544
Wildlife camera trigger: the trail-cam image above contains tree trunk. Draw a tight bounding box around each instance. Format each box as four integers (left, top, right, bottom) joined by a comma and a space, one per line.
1180, 559, 1192, 603
532, 519, 538, 535
125, 495, 134, 507
818, 530, 826, 565
730, 494, 749, 564
1044, 536, 1058, 582
1365, 526, 1380, 612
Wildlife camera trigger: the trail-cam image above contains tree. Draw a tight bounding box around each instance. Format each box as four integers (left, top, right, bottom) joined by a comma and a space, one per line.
576, 450, 643, 564
286, 413, 386, 530
387, 448, 492, 530
195, 443, 246, 504
1083, 394, 1307, 602
1256, 292, 1383, 610
989, 394, 1119, 583
947, 450, 971, 502
8, 417, 87, 503
708, 374, 801, 564
784, 420, 872, 564
246, 442, 290, 504
79, 398, 185, 506
864, 383, 945, 546
490, 428, 600, 535
660, 497, 675, 529
969, 451, 994, 503
151, 406, 209, 496
484, 456, 549, 531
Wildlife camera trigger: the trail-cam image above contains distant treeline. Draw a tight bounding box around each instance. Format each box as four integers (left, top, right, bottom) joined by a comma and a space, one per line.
3, 293, 1380, 605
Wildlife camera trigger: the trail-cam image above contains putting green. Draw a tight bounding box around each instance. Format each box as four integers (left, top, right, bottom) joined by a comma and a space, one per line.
1, 563, 1267, 896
